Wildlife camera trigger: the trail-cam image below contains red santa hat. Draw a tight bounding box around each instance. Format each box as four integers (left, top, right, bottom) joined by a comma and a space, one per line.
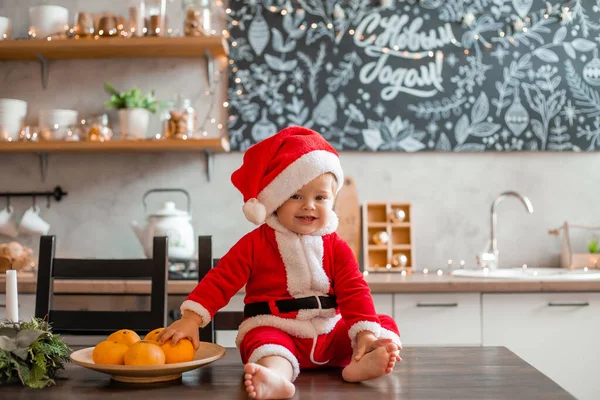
231, 126, 344, 225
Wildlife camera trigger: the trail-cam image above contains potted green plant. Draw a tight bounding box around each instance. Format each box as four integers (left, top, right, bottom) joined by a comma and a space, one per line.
104, 82, 161, 139
0, 318, 70, 388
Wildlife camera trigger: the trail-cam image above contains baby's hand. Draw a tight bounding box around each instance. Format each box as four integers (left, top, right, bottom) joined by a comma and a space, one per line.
354, 331, 399, 362
157, 311, 202, 350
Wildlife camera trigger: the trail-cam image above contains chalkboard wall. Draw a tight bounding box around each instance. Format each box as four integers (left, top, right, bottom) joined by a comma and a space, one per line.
226, 0, 600, 152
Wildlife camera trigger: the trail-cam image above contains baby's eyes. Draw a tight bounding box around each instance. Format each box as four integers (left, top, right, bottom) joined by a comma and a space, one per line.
316, 195, 327, 201
291, 194, 301, 200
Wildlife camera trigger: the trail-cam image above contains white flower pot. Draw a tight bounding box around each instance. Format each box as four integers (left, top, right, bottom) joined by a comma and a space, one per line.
118, 108, 150, 139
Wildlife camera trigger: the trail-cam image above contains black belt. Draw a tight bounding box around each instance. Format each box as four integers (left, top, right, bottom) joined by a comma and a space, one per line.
244, 295, 337, 319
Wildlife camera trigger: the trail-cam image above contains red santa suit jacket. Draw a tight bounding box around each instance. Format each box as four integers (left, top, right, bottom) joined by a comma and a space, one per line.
181, 213, 399, 349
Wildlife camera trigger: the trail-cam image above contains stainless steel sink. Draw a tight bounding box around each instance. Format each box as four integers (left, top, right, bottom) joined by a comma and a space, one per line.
451, 267, 600, 280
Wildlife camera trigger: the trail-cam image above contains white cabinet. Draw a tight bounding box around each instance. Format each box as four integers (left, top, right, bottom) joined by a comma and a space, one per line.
482, 293, 600, 400
394, 293, 481, 346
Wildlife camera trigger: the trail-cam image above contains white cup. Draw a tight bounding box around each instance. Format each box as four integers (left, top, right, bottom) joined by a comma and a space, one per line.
0, 16, 12, 40
18, 206, 50, 236
0, 206, 18, 238
39, 109, 79, 130
29, 5, 69, 38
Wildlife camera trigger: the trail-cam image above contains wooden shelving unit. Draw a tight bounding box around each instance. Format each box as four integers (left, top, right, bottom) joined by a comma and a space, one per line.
0, 36, 228, 89
0, 36, 231, 181
0, 137, 230, 182
0, 137, 230, 153
0, 36, 229, 60
362, 202, 414, 274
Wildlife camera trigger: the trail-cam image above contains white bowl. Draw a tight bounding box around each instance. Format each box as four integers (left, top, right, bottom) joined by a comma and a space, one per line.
0, 123, 22, 141
39, 109, 78, 129
0, 98, 27, 114
0, 16, 12, 39
29, 5, 69, 38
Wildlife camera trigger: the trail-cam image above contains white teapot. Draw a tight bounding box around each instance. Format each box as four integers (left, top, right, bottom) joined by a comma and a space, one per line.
131, 189, 195, 259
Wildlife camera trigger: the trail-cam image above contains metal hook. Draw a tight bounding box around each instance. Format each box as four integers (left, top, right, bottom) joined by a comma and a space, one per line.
5, 196, 10, 209
32, 195, 37, 208
46, 194, 51, 209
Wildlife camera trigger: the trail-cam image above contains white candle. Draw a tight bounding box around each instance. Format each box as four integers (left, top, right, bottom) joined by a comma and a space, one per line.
5, 270, 19, 323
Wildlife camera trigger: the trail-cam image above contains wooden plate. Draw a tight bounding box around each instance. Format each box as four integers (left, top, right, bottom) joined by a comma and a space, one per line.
70, 342, 226, 383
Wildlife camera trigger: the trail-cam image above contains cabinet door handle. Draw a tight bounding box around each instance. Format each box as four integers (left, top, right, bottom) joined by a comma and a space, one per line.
547, 302, 590, 307
416, 302, 458, 308
0, 304, 5, 308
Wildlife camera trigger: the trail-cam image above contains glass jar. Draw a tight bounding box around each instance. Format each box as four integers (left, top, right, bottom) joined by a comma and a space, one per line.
127, 0, 146, 37
146, 0, 167, 36
72, 12, 95, 39
162, 97, 197, 139
86, 114, 113, 142
183, 0, 212, 37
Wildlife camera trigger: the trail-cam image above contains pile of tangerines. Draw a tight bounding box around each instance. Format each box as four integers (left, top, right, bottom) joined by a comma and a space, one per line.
92, 328, 195, 366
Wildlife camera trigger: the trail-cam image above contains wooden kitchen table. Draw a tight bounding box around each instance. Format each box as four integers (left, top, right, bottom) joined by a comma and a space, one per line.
1, 347, 573, 399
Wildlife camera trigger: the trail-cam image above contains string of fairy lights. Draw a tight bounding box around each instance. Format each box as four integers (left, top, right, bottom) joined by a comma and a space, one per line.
226, 0, 574, 63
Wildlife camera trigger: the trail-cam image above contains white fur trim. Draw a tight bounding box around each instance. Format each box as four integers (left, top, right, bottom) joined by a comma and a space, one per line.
380, 327, 402, 349
257, 150, 344, 217
243, 198, 267, 225
236, 314, 342, 347
348, 321, 383, 349
274, 229, 330, 297
180, 300, 211, 328
265, 214, 334, 297
248, 344, 301, 381
311, 209, 339, 236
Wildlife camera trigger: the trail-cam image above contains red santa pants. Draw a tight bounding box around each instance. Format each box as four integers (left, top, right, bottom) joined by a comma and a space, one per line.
239, 314, 399, 381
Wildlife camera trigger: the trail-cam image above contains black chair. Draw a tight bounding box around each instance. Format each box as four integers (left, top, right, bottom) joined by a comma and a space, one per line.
35, 235, 168, 335
197, 236, 244, 343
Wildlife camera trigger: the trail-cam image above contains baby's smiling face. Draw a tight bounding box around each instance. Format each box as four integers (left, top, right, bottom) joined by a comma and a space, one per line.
275, 174, 337, 235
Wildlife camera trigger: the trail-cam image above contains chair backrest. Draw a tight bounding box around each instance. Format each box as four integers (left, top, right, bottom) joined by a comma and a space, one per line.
35, 235, 168, 335
197, 236, 244, 343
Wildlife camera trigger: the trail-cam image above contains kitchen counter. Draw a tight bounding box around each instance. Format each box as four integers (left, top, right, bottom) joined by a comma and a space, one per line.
3, 271, 600, 294
0, 347, 574, 399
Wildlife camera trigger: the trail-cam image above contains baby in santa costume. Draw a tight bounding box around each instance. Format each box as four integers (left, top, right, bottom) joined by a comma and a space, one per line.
159, 126, 401, 399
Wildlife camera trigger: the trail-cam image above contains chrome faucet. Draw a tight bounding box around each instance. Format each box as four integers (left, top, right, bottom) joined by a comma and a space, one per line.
479, 191, 534, 269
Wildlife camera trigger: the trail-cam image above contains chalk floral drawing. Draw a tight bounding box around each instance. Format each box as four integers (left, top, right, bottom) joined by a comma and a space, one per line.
227, 0, 600, 151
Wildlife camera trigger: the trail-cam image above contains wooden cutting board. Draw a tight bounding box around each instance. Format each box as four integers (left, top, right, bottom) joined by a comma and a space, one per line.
334, 176, 361, 261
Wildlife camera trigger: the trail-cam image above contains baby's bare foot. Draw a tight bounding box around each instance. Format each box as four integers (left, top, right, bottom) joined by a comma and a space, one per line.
243, 362, 295, 399
342, 343, 399, 382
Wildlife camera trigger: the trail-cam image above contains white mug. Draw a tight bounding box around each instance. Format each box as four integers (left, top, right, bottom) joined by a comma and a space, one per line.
18, 206, 50, 236
0, 206, 18, 238
28, 5, 69, 38
0, 16, 12, 40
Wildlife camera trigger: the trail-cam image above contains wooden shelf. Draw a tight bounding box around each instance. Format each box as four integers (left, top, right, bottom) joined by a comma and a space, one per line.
368, 222, 411, 228
0, 137, 229, 182
0, 137, 230, 153
0, 36, 229, 60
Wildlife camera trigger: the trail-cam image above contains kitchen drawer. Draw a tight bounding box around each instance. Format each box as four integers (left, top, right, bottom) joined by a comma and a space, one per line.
372, 294, 393, 315
394, 293, 481, 346
483, 293, 600, 400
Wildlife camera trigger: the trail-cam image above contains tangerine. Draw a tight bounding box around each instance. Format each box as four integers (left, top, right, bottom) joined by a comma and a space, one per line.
92, 340, 129, 365
107, 329, 141, 346
144, 328, 165, 342
160, 339, 195, 364
123, 340, 166, 366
